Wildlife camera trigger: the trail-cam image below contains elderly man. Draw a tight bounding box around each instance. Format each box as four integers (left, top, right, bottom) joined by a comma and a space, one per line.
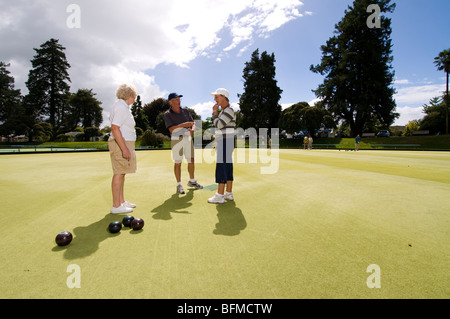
164, 93, 203, 194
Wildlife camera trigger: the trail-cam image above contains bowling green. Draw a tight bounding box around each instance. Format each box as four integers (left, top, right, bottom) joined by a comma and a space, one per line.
0, 149, 450, 298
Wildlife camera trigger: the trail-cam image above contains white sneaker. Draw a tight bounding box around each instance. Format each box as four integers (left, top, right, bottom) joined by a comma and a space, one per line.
111, 204, 133, 214
208, 193, 225, 204
224, 192, 234, 201
177, 184, 185, 194
123, 201, 136, 208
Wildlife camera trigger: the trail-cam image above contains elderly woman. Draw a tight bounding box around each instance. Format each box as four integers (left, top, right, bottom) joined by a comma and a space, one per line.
109, 83, 138, 214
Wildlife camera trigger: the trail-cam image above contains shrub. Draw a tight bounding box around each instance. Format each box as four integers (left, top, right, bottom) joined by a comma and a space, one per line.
155, 133, 169, 148
403, 120, 420, 136
141, 130, 158, 147
56, 134, 74, 142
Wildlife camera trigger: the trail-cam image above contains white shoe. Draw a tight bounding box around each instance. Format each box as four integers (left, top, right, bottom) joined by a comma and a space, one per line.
224, 192, 234, 201
208, 193, 225, 204
111, 204, 133, 214
123, 201, 136, 208
177, 184, 185, 194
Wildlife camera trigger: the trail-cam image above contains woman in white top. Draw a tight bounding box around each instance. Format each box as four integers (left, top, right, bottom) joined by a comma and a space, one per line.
108, 83, 138, 214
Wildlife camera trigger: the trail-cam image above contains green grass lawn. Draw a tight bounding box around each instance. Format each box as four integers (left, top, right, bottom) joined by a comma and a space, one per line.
1, 149, 449, 298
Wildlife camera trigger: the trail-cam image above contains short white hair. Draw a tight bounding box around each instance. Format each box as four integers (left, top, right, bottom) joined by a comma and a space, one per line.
116, 83, 137, 100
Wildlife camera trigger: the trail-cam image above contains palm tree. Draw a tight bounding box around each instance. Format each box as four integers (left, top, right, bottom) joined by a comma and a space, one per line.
434, 49, 450, 134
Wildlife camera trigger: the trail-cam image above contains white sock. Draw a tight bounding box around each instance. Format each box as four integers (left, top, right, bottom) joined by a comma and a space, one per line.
216, 193, 224, 197
177, 182, 182, 186
189, 179, 196, 183
225, 191, 232, 195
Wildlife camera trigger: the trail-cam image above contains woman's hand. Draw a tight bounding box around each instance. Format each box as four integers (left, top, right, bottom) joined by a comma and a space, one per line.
121, 147, 131, 160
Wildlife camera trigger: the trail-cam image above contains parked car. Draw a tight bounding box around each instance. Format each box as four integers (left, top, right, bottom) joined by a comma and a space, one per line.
376, 130, 390, 137
293, 132, 305, 139
334, 131, 346, 138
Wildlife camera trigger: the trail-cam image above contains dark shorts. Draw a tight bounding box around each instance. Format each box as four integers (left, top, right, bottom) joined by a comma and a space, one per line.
215, 137, 234, 184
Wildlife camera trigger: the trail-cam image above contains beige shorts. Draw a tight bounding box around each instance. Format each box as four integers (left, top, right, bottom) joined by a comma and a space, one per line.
171, 135, 194, 163
108, 139, 137, 175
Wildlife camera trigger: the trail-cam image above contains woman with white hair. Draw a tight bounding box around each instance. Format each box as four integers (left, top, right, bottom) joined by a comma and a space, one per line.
108, 83, 138, 214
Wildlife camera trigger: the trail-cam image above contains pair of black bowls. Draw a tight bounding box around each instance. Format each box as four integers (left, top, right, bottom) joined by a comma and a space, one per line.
108, 216, 144, 233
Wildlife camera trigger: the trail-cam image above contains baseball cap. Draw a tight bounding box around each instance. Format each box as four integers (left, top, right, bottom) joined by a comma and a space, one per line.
210, 88, 229, 98
168, 93, 183, 100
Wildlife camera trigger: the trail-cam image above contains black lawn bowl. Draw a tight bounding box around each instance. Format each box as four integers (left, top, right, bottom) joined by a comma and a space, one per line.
55, 231, 73, 246
108, 221, 122, 234
131, 218, 144, 231
122, 215, 135, 228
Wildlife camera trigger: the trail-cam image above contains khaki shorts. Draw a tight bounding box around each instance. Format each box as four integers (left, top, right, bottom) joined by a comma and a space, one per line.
171, 135, 194, 163
108, 139, 137, 175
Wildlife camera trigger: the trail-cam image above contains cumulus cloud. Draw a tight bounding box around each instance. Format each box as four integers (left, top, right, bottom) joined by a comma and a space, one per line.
191, 101, 216, 121
224, 0, 303, 52
394, 83, 445, 105
392, 82, 445, 125
393, 106, 425, 126
394, 79, 410, 85
0, 0, 306, 126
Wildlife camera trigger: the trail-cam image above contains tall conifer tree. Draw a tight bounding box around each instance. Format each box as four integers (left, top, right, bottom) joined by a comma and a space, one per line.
0, 62, 25, 137
239, 49, 282, 130
24, 38, 71, 138
311, 0, 397, 136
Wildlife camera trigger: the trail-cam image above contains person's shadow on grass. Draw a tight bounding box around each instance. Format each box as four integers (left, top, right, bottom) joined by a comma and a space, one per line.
52, 213, 136, 260
213, 200, 246, 236
150, 189, 194, 220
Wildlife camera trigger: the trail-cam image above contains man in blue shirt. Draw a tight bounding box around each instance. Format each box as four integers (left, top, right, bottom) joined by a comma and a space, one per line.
355, 134, 361, 151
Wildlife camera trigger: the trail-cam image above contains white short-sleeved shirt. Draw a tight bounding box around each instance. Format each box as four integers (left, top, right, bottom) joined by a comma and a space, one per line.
109, 99, 136, 141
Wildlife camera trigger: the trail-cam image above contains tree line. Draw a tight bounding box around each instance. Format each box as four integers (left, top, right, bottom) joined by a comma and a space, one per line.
0, 39, 103, 142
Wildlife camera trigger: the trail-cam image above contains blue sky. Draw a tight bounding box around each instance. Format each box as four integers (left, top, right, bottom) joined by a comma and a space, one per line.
151, 0, 449, 125
1, 0, 449, 127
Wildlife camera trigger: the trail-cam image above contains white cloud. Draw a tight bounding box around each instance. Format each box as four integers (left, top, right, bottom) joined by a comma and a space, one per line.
0, 0, 306, 127
259, 0, 303, 32
394, 83, 445, 105
191, 102, 215, 121
308, 98, 321, 106
224, 0, 304, 52
394, 79, 410, 85
392, 81, 445, 125
394, 106, 424, 126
